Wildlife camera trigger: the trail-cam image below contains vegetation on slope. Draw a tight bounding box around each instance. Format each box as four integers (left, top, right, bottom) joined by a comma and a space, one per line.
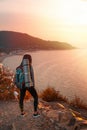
0, 64, 31, 100
0, 31, 75, 53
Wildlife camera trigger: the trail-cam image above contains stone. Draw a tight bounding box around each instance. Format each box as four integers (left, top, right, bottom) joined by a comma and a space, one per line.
57, 103, 65, 109
58, 110, 73, 123
47, 110, 59, 121
69, 109, 81, 117
12, 123, 16, 130
68, 117, 76, 126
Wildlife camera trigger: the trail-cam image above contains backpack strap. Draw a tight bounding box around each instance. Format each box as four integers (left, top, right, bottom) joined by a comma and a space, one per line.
15, 65, 24, 89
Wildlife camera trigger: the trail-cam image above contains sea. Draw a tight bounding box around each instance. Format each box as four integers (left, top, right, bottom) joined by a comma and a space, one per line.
2, 49, 87, 102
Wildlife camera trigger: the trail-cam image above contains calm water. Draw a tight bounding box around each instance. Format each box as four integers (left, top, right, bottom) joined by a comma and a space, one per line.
3, 49, 87, 102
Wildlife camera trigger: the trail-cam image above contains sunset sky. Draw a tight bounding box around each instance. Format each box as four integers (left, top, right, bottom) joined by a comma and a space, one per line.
0, 0, 87, 48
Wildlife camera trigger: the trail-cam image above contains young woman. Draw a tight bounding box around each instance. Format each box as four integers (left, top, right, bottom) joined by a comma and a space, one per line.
15, 54, 39, 117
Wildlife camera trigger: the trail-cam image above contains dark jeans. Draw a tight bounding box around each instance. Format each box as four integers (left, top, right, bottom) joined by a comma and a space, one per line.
19, 86, 38, 112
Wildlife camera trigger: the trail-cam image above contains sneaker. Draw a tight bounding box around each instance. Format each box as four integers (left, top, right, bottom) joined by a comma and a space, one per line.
21, 112, 27, 117
33, 112, 40, 118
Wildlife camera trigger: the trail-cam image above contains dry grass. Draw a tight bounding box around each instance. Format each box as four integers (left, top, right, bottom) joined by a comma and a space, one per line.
39, 87, 87, 110
0, 67, 15, 100
69, 95, 87, 110
39, 87, 68, 102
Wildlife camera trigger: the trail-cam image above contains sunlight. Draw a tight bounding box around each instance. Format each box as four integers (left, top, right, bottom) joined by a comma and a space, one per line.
57, 0, 87, 25
46, 0, 87, 48
1, 0, 87, 48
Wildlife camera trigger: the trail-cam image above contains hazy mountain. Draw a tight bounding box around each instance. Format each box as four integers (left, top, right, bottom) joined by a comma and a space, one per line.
0, 31, 75, 53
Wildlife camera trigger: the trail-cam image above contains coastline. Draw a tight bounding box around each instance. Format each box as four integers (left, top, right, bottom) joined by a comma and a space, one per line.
1, 50, 87, 103
0, 50, 39, 68
0, 50, 28, 63
0, 55, 7, 63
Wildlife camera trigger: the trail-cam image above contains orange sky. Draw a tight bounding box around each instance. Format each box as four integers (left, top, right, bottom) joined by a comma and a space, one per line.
0, 0, 87, 48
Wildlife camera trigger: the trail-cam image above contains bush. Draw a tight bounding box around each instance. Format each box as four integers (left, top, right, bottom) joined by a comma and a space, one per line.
40, 87, 87, 110
69, 95, 87, 110
0, 66, 15, 100
39, 87, 68, 102
0, 65, 31, 100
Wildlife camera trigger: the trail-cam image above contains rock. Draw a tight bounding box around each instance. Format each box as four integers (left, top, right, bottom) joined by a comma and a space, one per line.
1, 100, 87, 130
68, 117, 76, 126
69, 109, 81, 117
0, 125, 13, 130
81, 129, 87, 130
57, 103, 65, 109
42, 110, 47, 116
47, 110, 59, 121
58, 110, 74, 123
39, 100, 87, 130
12, 123, 16, 130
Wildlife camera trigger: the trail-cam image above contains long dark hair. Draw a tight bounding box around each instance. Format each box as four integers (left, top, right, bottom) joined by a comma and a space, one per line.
23, 54, 32, 63
20, 54, 32, 66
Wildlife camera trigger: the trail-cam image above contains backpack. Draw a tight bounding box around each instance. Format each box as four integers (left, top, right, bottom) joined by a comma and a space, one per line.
14, 66, 24, 89
22, 59, 33, 87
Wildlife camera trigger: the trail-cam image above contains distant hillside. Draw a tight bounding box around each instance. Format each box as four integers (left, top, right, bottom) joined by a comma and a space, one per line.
0, 31, 75, 53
